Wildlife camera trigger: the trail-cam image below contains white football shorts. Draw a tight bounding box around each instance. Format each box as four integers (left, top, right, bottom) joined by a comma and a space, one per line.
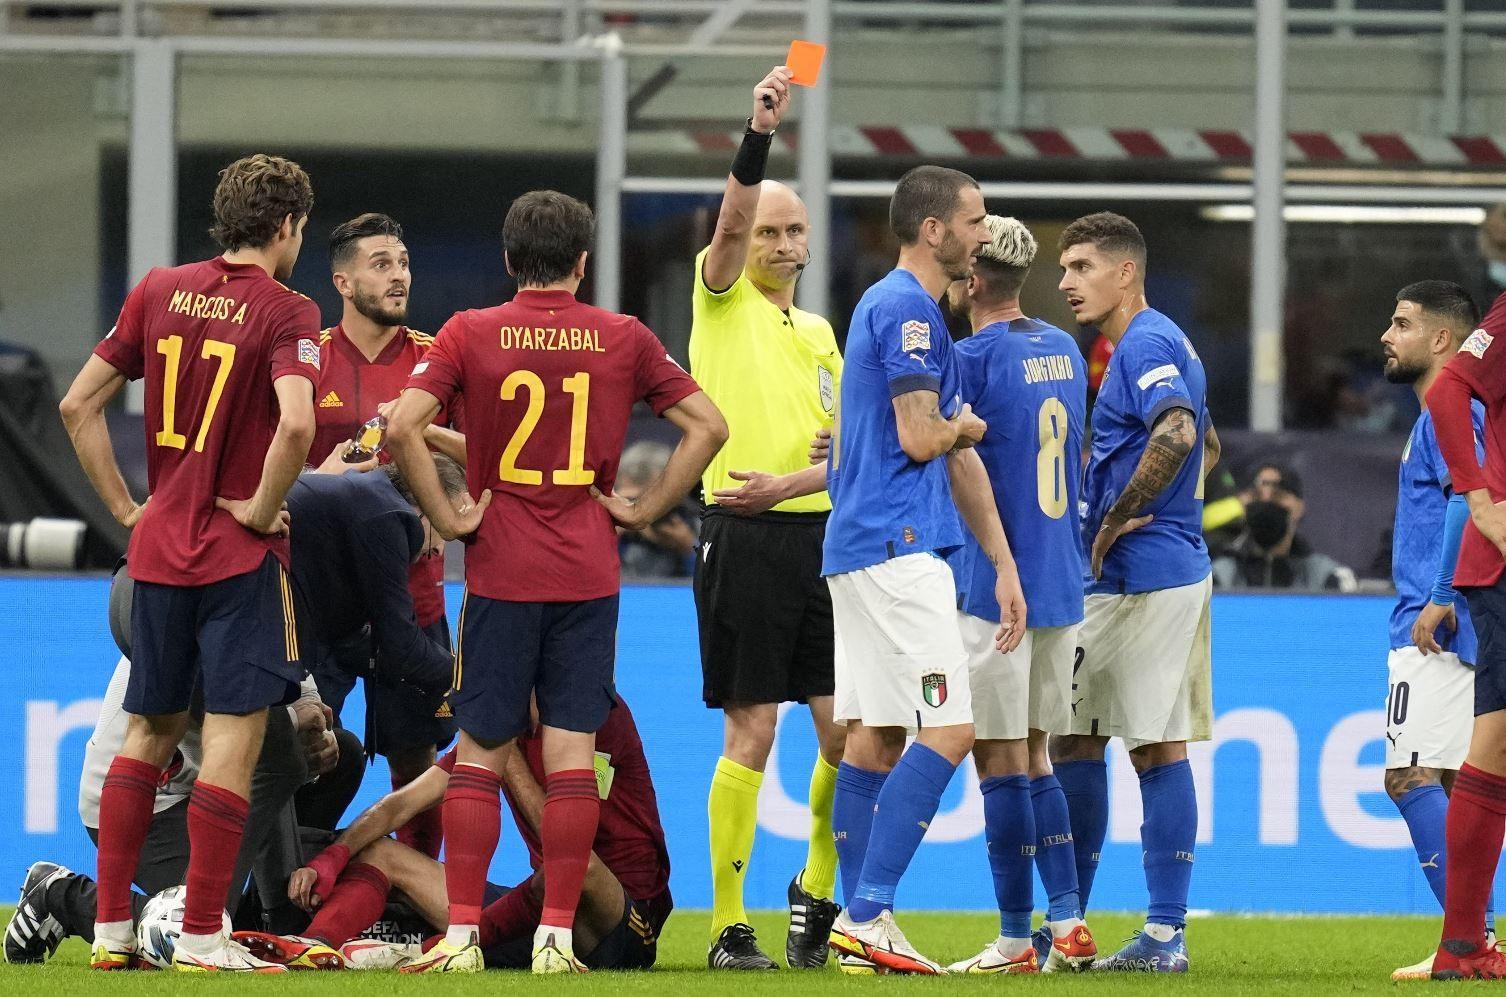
1385, 645, 1473, 771
959, 614, 1078, 741
829, 553, 972, 733
1070, 575, 1213, 750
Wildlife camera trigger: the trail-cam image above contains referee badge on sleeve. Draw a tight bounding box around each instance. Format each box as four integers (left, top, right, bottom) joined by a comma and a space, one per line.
818, 364, 835, 414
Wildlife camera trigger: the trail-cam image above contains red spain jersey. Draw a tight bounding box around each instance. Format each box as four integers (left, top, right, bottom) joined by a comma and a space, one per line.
93, 258, 321, 586
407, 289, 700, 602
439, 699, 670, 902
1432, 290, 1506, 587
313, 323, 447, 626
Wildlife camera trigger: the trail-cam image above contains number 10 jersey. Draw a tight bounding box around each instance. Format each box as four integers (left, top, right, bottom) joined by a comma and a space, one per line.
951, 317, 1087, 628
93, 257, 322, 586
406, 288, 700, 602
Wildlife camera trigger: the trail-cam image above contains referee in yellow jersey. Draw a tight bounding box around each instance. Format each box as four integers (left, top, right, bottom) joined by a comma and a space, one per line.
693, 66, 845, 972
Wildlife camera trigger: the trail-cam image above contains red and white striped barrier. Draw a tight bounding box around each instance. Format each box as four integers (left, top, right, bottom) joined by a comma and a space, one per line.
633, 125, 1506, 166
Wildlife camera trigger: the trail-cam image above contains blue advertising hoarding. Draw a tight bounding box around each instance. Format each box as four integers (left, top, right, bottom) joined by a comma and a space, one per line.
0, 576, 1468, 913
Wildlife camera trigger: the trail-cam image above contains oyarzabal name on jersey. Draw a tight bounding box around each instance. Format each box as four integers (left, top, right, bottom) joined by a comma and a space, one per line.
1022, 354, 1077, 385
499, 326, 607, 352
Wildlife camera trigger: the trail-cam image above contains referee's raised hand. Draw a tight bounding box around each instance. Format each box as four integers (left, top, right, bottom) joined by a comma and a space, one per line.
752, 66, 793, 134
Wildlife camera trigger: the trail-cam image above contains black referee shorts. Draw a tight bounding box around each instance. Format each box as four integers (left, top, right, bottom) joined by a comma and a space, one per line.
694, 509, 834, 708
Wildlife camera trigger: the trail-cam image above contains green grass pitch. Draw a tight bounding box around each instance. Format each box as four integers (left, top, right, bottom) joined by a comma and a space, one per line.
0, 908, 1453, 993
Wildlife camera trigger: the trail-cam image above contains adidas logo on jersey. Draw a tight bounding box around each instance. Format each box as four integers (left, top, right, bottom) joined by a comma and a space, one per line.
434, 700, 453, 719
319, 391, 343, 408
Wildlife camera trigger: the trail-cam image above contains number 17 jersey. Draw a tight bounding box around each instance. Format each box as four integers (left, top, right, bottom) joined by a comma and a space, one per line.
952, 318, 1087, 627
406, 288, 700, 603
92, 258, 322, 586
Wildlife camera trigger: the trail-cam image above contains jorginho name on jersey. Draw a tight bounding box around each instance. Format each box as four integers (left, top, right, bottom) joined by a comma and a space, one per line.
1081, 308, 1211, 595
1389, 402, 1486, 661
952, 317, 1087, 627
822, 268, 965, 576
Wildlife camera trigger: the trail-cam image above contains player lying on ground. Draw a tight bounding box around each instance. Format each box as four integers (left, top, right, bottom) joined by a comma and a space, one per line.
235, 696, 671, 971
3, 657, 343, 965
1375, 281, 1498, 981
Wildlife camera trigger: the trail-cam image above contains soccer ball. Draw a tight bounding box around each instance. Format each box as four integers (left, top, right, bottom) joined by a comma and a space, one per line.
134, 885, 231, 969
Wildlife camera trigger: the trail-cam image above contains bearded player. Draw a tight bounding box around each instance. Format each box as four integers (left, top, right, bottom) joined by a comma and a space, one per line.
58, 154, 320, 972
387, 190, 727, 974
1377, 281, 1493, 980
309, 212, 456, 855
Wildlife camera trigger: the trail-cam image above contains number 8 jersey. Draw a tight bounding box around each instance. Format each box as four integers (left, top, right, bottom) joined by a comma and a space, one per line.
951, 318, 1087, 628
93, 258, 322, 585
406, 288, 700, 602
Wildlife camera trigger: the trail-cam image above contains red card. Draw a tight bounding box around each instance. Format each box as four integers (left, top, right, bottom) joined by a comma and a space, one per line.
787, 40, 826, 87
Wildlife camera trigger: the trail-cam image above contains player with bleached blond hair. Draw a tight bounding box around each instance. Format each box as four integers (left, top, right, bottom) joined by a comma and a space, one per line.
942, 216, 1095, 974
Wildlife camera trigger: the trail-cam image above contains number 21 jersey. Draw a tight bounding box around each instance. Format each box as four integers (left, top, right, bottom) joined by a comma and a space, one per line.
406, 288, 700, 602
92, 258, 322, 586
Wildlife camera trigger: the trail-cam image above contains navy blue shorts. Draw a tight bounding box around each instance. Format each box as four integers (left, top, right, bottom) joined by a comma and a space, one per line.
452, 593, 619, 743
311, 619, 458, 757
126, 552, 301, 716
1466, 579, 1506, 716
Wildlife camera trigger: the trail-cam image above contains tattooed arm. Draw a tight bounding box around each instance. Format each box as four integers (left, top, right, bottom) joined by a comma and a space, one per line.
1203, 420, 1221, 475
1090, 406, 1198, 578
892, 390, 986, 463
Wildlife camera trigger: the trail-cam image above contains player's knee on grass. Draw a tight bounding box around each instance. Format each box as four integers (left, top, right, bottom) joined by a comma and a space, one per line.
721, 702, 779, 770
1049, 733, 1108, 764
1385, 766, 1447, 804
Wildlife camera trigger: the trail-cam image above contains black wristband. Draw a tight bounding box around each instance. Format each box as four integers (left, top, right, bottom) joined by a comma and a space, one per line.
731, 120, 773, 187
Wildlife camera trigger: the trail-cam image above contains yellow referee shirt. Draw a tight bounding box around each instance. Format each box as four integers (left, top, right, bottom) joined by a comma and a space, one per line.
689, 248, 842, 514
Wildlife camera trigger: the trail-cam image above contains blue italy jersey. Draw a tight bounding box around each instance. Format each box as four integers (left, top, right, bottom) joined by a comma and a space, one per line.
1388, 402, 1486, 660
951, 318, 1087, 627
1081, 308, 1211, 594
822, 268, 965, 576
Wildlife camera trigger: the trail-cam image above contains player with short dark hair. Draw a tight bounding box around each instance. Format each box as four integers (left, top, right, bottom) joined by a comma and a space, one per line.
943, 216, 1095, 974
58, 152, 321, 972
310, 212, 459, 852
386, 189, 727, 974
824, 165, 1027, 975
1050, 211, 1215, 973
1378, 280, 1493, 981
1425, 282, 1506, 979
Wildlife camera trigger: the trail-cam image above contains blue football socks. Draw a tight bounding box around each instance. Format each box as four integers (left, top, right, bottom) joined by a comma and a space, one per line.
1055, 759, 1108, 910
1397, 783, 1449, 909
981, 774, 1036, 940
832, 762, 888, 908
1139, 759, 1197, 928
847, 743, 958, 924
1030, 773, 1083, 923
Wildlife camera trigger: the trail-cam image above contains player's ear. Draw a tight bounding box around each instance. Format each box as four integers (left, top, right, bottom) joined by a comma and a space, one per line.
331, 270, 352, 300
574, 250, 589, 280
278, 213, 295, 242
921, 215, 943, 249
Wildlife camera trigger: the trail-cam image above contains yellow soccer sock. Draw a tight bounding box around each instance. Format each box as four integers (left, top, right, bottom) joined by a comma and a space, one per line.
709, 756, 763, 942
801, 754, 840, 901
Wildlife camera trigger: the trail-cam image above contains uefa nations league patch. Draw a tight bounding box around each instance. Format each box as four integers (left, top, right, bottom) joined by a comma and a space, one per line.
901, 320, 931, 352
1462, 328, 1494, 359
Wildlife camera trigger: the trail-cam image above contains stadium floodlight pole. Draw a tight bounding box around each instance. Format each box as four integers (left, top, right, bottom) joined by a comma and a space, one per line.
796, 0, 831, 319
1249, 0, 1286, 433
125, 38, 178, 414
1441, 0, 1465, 135
593, 31, 627, 313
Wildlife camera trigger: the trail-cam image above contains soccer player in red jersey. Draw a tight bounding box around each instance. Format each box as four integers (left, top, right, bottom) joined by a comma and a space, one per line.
386, 190, 727, 974
308, 212, 455, 853
252, 697, 672, 971
1426, 289, 1506, 979
58, 154, 320, 973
